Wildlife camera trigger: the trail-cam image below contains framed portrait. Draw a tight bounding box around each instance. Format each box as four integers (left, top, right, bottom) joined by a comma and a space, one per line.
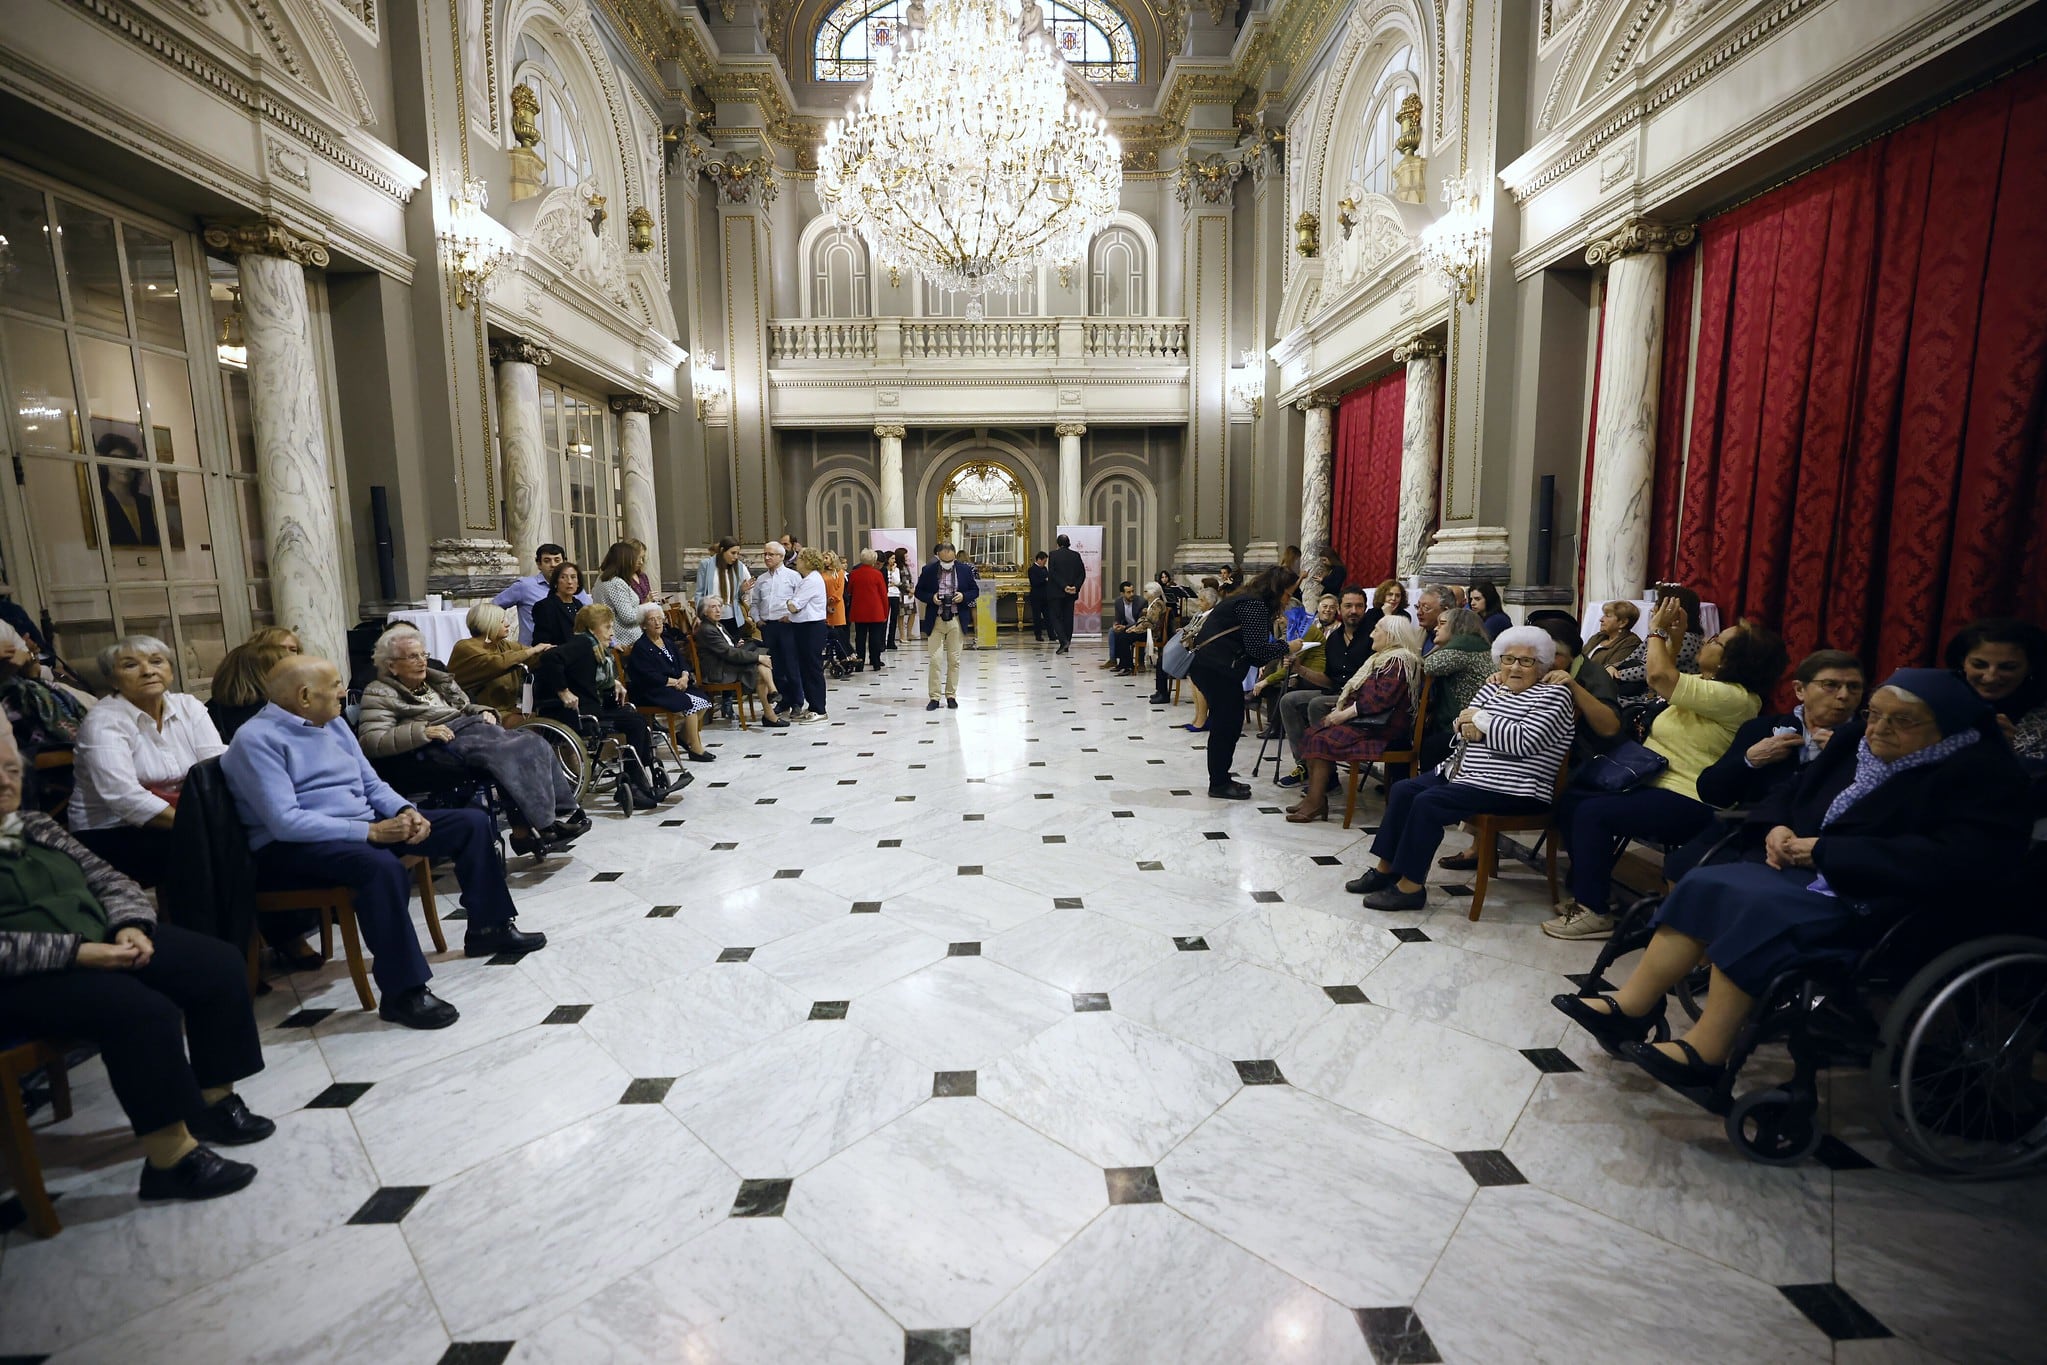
89, 417, 162, 550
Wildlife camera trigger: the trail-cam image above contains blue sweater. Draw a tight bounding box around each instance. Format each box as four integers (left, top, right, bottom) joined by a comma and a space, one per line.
219, 703, 411, 849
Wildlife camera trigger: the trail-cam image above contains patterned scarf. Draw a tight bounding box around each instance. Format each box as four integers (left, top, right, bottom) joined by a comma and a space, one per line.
0, 811, 23, 857
1809, 728, 1980, 898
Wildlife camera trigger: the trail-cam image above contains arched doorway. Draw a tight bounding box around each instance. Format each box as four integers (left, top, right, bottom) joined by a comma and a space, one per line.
814, 475, 876, 562
938, 461, 1030, 576
1089, 472, 1148, 592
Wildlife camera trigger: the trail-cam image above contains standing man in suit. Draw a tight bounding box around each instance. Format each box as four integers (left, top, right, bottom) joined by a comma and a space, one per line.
1027, 551, 1052, 642
1107, 581, 1144, 674
915, 543, 979, 711
1046, 534, 1085, 655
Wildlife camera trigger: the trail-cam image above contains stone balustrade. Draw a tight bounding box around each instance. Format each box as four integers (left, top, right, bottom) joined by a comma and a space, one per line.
765, 317, 1191, 365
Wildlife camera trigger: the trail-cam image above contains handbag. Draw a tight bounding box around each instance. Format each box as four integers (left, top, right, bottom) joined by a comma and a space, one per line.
1573, 739, 1669, 793
1163, 617, 1241, 680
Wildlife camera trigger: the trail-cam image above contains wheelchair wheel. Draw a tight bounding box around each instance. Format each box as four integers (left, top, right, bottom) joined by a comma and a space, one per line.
1725, 1087, 1822, 1166
1873, 935, 2047, 1177
513, 716, 591, 805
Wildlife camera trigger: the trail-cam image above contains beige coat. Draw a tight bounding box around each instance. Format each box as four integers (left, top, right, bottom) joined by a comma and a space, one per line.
355, 668, 492, 759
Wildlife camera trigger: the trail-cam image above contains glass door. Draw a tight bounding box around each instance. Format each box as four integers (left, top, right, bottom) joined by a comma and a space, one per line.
539, 376, 619, 570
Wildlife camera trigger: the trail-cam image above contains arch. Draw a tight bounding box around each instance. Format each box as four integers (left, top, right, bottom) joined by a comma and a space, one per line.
1298, 2, 1436, 249
921, 266, 1046, 318
914, 434, 1052, 556
809, 470, 881, 560
499, 0, 646, 227
1339, 46, 1421, 201
798, 215, 871, 319
1083, 463, 1158, 591
1540, 0, 1668, 132
240, 0, 378, 128
813, 0, 1141, 84
1088, 211, 1157, 317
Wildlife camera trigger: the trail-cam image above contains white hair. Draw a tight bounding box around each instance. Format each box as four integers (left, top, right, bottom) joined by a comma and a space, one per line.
372, 623, 427, 670
0, 623, 23, 656
1491, 625, 1558, 668
99, 633, 173, 680
466, 602, 507, 639
639, 602, 667, 627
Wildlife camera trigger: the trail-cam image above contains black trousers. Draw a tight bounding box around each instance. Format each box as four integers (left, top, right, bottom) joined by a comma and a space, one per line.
856, 620, 888, 667
761, 620, 798, 709
1189, 662, 1247, 790
1049, 595, 1077, 648
0, 923, 263, 1135
886, 602, 901, 649
1030, 595, 1050, 640
74, 824, 174, 888
791, 619, 829, 717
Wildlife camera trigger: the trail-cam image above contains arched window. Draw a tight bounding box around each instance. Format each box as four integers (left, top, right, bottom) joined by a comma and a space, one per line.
924, 272, 1038, 318
812, 228, 870, 318
1345, 45, 1417, 198
817, 477, 875, 561
1088, 474, 1146, 594
815, 0, 1139, 84
512, 36, 592, 190
1089, 226, 1147, 317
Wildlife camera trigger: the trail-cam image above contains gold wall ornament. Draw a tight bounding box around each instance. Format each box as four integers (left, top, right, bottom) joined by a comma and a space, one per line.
440, 181, 511, 310
1174, 152, 1244, 208
1394, 93, 1423, 157
1294, 211, 1320, 258
202, 218, 331, 268
1584, 217, 1698, 266
627, 205, 655, 253
586, 192, 608, 237
1336, 196, 1359, 240
510, 83, 541, 150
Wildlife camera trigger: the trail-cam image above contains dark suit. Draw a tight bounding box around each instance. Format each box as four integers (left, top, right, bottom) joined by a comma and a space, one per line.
1694, 711, 1810, 810
1027, 563, 1052, 640
913, 559, 981, 634
1107, 595, 1143, 669
1046, 547, 1085, 648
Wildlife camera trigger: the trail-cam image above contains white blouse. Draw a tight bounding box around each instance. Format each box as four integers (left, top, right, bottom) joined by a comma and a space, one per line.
788, 571, 828, 623
68, 691, 227, 830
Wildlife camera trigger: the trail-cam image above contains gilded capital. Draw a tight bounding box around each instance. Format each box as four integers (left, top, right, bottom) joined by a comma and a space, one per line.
609, 394, 663, 416
1292, 393, 1339, 413
488, 336, 553, 368
1055, 422, 1088, 439
873, 424, 907, 440
202, 218, 330, 268
1394, 332, 1444, 363
1584, 218, 1697, 266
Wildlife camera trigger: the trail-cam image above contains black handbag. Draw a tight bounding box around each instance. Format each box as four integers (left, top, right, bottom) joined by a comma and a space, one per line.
1573, 739, 1669, 793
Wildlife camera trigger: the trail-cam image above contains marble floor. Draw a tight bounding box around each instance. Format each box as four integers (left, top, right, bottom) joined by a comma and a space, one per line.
4, 639, 2044, 1364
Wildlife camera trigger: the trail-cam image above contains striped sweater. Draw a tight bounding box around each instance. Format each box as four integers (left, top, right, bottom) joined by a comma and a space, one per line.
1441, 681, 1578, 801
0, 812, 158, 977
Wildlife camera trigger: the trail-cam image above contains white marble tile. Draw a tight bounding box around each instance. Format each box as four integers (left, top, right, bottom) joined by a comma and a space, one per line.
508, 1219, 902, 1365
44, 1223, 445, 1365
1361, 940, 1572, 1050
349, 1027, 628, 1185
405, 1105, 734, 1337
881, 877, 1062, 940
664, 1020, 930, 1175
745, 912, 948, 999
796, 845, 954, 902
1278, 1003, 1542, 1151
1419, 900, 1609, 974
0, 1111, 379, 1357
659, 875, 848, 945
1417, 1186, 1830, 1364
514, 917, 721, 1005
1089, 868, 1270, 935
980, 1012, 1241, 1166
1113, 952, 1334, 1058
1205, 905, 1398, 985
976, 1204, 1370, 1364
1158, 1085, 1474, 1307
849, 955, 1071, 1070
577, 963, 810, 1078
308, 955, 558, 1084
982, 908, 1178, 993
783, 1098, 1104, 1327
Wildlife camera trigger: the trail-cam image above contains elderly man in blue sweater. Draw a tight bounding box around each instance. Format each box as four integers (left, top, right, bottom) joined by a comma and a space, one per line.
220, 656, 545, 1029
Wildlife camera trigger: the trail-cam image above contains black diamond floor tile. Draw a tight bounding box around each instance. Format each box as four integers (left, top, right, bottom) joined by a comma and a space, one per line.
947, 942, 982, 956
1250, 890, 1282, 903
591, 872, 622, 883
773, 868, 803, 879
932, 1070, 977, 1097
348, 1185, 429, 1225
1072, 992, 1111, 1012
1813, 1135, 1876, 1171
1777, 1283, 1892, 1341
620, 1077, 676, 1104
647, 905, 680, 918
437, 1345, 515, 1365
1453, 1150, 1528, 1187
541, 1004, 591, 1025
1353, 1306, 1441, 1364
731, 1178, 793, 1218
1520, 1048, 1582, 1074
278, 1008, 334, 1028
1233, 1059, 1287, 1085
717, 947, 755, 962
851, 901, 882, 914
957, 865, 983, 875
1390, 927, 1431, 943
904, 1328, 971, 1365
810, 1001, 850, 1020
1042, 834, 1067, 844
1323, 985, 1369, 1005
1172, 936, 1209, 951
1053, 896, 1084, 909
1104, 1166, 1163, 1205
306, 1082, 373, 1109
1311, 855, 1343, 866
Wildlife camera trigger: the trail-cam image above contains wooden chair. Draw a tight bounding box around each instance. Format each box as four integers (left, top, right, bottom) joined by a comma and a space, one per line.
683, 633, 754, 730
1463, 755, 1571, 922
249, 855, 442, 1011
0, 1039, 69, 1237
1341, 674, 1433, 830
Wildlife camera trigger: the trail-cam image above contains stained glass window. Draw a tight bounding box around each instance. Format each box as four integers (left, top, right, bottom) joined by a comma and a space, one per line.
814, 0, 1138, 84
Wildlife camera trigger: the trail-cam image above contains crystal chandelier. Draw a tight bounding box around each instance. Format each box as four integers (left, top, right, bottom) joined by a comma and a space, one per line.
1417, 172, 1490, 305
818, 0, 1122, 322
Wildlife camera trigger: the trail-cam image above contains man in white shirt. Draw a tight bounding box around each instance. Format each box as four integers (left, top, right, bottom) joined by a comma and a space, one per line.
750, 543, 803, 718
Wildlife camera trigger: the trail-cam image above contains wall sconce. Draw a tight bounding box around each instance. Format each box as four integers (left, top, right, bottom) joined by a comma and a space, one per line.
1418, 172, 1490, 306
1228, 347, 1264, 420
627, 205, 655, 253
441, 180, 511, 310
215, 285, 248, 370
692, 352, 728, 419
1294, 210, 1320, 258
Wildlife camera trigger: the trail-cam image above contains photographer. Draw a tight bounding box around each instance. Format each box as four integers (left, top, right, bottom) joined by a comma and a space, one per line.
914, 543, 979, 711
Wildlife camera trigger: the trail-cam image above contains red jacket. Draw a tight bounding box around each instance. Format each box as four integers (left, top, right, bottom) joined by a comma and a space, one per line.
847, 562, 890, 622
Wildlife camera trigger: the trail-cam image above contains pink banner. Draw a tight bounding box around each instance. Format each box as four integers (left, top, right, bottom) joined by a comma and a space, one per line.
1059, 524, 1103, 637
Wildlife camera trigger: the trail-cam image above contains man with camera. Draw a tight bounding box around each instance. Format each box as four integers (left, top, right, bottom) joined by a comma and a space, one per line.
915, 543, 980, 711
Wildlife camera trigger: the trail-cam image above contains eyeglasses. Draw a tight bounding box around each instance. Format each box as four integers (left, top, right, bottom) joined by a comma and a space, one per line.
1804, 678, 1861, 693
1864, 708, 1930, 733
1498, 656, 1542, 670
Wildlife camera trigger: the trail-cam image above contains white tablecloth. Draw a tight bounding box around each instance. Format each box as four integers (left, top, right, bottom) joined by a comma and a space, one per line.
386, 608, 470, 664
1628, 598, 1722, 640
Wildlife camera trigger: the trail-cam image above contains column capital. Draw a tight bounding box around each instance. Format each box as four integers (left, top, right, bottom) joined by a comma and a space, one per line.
489, 336, 553, 368
1054, 422, 1088, 439
608, 393, 663, 416
1292, 392, 1340, 413
872, 423, 907, 440
202, 218, 330, 268
1584, 217, 1697, 266
1393, 332, 1444, 363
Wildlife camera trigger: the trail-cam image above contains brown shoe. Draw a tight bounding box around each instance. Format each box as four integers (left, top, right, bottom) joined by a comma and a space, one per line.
1438, 851, 1479, 871
1284, 802, 1329, 824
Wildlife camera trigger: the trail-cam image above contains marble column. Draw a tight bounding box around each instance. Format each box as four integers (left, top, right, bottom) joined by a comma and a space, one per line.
874, 424, 907, 528
490, 337, 552, 569
1394, 333, 1445, 580
1294, 394, 1338, 604
1055, 422, 1086, 525
202, 219, 347, 667
611, 395, 662, 588
1582, 218, 1696, 604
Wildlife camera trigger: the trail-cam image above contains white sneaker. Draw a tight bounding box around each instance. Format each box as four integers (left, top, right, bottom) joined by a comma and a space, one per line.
791, 710, 824, 724
1541, 903, 1616, 940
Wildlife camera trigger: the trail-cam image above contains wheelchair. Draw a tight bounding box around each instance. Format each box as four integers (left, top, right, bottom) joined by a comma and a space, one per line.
510, 706, 682, 818
1576, 830, 2047, 1175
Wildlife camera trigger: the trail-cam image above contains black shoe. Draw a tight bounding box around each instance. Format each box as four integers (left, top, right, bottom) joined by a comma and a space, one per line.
1619, 1038, 1724, 1098
187, 1094, 276, 1146
508, 827, 560, 859
139, 1146, 257, 1202
542, 821, 584, 847
1056, 646, 1069, 655
1362, 886, 1428, 912
1345, 868, 1394, 895
761, 716, 789, 728
1553, 994, 1665, 1057
555, 808, 592, 838
1208, 781, 1252, 800
946, 697, 958, 709
1148, 693, 1170, 705
269, 943, 324, 974
464, 922, 548, 958
686, 748, 717, 762
927, 699, 941, 711
378, 986, 460, 1029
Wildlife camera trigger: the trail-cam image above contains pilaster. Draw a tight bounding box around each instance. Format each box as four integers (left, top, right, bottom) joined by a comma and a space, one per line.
611, 394, 664, 589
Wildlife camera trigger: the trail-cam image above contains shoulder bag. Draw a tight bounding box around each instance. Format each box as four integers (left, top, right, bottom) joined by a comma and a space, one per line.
1572, 738, 1669, 793
1162, 613, 1241, 680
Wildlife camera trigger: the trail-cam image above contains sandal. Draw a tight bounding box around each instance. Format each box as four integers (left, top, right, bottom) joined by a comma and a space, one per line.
1551, 993, 1664, 1057
1620, 1038, 1724, 1096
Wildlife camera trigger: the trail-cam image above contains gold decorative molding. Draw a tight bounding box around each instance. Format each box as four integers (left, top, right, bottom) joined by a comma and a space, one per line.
1393, 332, 1444, 363
1054, 421, 1088, 438
202, 218, 330, 267
609, 394, 663, 415
488, 336, 553, 367
1584, 218, 1698, 266
1292, 392, 1339, 411
873, 423, 907, 440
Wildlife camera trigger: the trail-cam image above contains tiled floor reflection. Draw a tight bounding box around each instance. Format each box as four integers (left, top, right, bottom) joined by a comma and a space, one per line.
1, 639, 2031, 1362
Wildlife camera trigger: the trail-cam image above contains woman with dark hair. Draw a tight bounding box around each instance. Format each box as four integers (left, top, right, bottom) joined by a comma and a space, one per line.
532, 561, 585, 647
1610, 585, 1704, 733
1945, 617, 2047, 760
1360, 579, 1410, 635
1546, 601, 1788, 941
1467, 581, 1511, 640
1187, 567, 1298, 800
594, 541, 649, 647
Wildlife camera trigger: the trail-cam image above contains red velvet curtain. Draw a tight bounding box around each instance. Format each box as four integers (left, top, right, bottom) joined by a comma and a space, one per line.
1330, 367, 1407, 584
1670, 62, 2047, 677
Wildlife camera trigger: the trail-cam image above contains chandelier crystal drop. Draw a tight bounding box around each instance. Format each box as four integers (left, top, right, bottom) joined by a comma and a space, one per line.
817, 0, 1122, 322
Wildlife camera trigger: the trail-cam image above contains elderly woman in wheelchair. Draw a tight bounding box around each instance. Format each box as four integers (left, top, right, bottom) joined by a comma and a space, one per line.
1554, 669, 2033, 1108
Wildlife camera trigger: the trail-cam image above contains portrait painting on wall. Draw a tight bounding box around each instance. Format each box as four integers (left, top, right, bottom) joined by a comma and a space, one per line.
88, 419, 184, 552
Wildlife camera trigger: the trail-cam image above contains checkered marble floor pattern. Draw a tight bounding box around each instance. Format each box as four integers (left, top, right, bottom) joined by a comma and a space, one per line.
3, 638, 2042, 1364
